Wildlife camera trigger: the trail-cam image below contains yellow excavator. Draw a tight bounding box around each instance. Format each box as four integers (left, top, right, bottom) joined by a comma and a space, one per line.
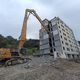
0, 9, 51, 66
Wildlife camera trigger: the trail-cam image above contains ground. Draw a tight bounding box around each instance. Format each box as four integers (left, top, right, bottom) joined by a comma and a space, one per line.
0, 56, 80, 80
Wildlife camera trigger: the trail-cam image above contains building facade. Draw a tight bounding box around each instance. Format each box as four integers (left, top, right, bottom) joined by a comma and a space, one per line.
39, 17, 79, 59
77, 41, 80, 53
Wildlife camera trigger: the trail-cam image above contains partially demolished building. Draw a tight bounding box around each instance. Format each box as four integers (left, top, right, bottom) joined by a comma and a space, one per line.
39, 17, 79, 59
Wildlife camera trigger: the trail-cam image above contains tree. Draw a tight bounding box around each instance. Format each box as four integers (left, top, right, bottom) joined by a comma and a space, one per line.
0, 34, 6, 48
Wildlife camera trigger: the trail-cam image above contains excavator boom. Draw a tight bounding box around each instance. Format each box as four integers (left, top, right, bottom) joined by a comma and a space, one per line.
18, 9, 50, 50
18, 10, 30, 49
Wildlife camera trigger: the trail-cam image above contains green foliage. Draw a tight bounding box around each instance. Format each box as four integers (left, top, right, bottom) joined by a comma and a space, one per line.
0, 34, 39, 51
0, 35, 18, 48
27, 47, 38, 55
23, 39, 39, 49
0, 34, 6, 48
6, 36, 18, 48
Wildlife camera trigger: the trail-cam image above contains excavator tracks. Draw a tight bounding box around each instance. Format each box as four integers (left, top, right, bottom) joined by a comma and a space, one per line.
0, 57, 31, 67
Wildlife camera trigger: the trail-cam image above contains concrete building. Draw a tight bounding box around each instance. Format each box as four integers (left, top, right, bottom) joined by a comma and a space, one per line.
77, 41, 80, 53
39, 17, 79, 59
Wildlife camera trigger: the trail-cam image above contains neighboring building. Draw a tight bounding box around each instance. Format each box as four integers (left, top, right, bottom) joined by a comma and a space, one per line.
39, 17, 79, 59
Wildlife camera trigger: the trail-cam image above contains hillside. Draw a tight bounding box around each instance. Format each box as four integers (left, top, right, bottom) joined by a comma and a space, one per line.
0, 34, 39, 49
0, 34, 39, 55
0, 34, 18, 48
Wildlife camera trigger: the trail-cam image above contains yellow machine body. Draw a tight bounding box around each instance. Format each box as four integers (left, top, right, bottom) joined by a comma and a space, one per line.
0, 48, 11, 60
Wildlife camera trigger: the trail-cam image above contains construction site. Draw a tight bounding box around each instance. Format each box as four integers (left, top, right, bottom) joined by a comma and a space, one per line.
0, 8, 80, 80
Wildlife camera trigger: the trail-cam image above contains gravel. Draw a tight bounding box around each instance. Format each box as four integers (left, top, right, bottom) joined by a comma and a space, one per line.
0, 55, 80, 80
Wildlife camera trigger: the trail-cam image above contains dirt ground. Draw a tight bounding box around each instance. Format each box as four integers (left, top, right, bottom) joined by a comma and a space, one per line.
0, 56, 80, 80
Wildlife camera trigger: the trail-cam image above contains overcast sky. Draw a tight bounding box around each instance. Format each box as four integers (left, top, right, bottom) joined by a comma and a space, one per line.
0, 0, 80, 40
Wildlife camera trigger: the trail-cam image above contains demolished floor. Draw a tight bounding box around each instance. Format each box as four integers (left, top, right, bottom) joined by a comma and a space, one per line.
0, 56, 80, 80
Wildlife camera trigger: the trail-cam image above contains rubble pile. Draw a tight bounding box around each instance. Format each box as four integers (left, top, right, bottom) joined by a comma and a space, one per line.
0, 56, 80, 80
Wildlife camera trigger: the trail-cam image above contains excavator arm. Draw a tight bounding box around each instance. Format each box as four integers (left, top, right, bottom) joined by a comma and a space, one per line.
18, 9, 50, 50
25, 9, 49, 33
18, 10, 30, 49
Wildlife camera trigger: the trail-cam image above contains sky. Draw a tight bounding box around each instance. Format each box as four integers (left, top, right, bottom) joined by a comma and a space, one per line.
0, 0, 80, 40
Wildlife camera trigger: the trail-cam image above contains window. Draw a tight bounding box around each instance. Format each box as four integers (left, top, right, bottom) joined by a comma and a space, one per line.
61, 36, 62, 38
67, 54, 70, 58
69, 40, 71, 43
58, 26, 60, 28
63, 33, 66, 36
63, 47, 65, 50
62, 29, 65, 32
71, 49, 73, 51
64, 37, 67, 41
53, 37, 54, 40
53, 42, 55, 46
57, 53, 59, 57
62, 41, 64, 44
60, 30, 61, 33
66, 28, 68, 31
77, 55, 79, 58
65, 42, 68, 46
61, 25, 64, 28
67, 48, 70, 51
72, 54, 74, 59
70, 44, 72, 47
67, 32, 69, 34
51, 27, 53, 31
54, 48, 56, 51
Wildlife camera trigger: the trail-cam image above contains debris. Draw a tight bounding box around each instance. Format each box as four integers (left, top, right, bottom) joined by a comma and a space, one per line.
0, 56, 80, 80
